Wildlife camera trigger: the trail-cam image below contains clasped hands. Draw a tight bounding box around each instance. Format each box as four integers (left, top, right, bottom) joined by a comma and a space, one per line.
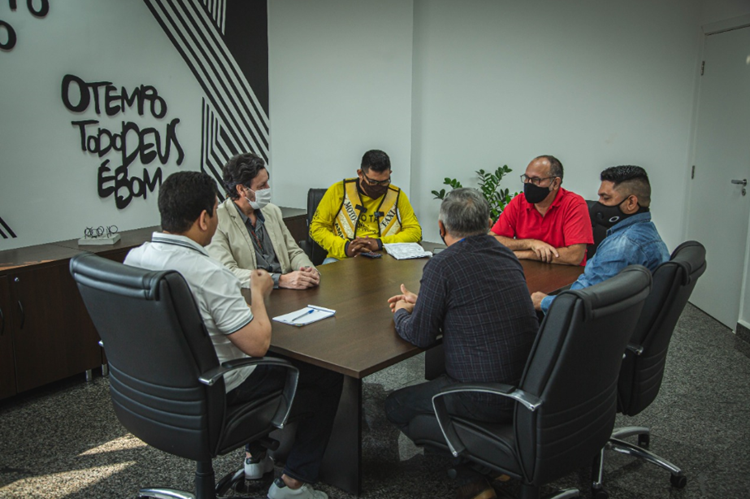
387, 284, 417, 314
345, 236, 380, 257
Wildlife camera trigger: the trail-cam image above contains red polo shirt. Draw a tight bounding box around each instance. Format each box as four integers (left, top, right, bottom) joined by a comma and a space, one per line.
490, 188, 593, 265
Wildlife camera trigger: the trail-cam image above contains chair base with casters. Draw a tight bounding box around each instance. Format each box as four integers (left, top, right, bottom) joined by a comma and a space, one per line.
136, 462, 273, 499
600, 427, 687, 486
136, 446, 279, 499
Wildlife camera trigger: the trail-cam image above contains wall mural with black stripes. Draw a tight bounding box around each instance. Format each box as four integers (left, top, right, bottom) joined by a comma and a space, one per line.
1, 0, 50, 242
0, 0, 268, 250
144, 0, 270, 200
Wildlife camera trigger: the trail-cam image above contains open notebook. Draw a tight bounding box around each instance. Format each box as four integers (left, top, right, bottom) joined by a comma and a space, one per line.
273, 305, 336, 327
384, 243, 432, 260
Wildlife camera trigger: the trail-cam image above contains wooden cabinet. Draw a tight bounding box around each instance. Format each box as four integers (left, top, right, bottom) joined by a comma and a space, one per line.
8, 262, 101, 393
0, 275, 17, 399
0, 211, 305, 400
0, 242, 104, 400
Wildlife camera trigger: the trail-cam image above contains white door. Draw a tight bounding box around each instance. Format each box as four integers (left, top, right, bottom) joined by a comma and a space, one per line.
687, 26, 750, 329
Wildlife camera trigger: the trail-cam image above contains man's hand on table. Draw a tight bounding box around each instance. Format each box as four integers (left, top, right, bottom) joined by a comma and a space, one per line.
250, 269, 274, 300
279, 266, 320, 289
388, 284, 418, 314
530, 291, 547, 311
526, 239, 559, 263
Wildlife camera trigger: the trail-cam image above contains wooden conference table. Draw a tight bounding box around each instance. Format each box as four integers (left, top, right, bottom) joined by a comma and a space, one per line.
257, 245, 583, 495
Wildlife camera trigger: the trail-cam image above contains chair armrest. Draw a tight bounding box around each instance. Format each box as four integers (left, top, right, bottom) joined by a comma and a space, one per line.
430, 382, 542, 458
200, 357, 300, 429
432, 382, 542, 412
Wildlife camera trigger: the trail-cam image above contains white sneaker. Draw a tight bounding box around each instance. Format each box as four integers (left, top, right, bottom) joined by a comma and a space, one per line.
244, 455, 275, 480
267, 477, 328, 499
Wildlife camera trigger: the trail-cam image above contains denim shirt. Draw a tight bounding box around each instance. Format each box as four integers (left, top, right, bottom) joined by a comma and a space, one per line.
541, 212, 669, 314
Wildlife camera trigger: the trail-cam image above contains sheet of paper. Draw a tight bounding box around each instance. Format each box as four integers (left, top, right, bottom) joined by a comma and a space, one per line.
273, 305, 336, 327
383, 243, 432, 260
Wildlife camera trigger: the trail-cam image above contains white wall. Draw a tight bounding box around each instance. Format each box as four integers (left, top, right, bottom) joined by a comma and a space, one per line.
4, 0, 741, 258
410, 0, 703, 244
0, 0, 202, 251
699, 0, 750, 25
267, 0, 414, 209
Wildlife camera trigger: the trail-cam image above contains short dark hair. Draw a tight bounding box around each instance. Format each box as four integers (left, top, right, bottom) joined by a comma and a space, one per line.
600, 165, 652, 207
439, 188, 490, 238
159, 171, 218, 233
361, 149, 391, 173
535, 155, 564, 181
223, 152, 267, 200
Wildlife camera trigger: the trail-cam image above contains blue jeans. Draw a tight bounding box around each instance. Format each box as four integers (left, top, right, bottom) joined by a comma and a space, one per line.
384, 374, 513, 439
322, 257, 338, 265
227, 359, 343, 484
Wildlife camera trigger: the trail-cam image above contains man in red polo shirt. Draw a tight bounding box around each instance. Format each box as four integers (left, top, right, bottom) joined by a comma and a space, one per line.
490, 155, 593, 266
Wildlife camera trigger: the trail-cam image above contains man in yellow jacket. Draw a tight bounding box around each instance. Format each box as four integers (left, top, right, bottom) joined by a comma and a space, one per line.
310, 150, 422, 260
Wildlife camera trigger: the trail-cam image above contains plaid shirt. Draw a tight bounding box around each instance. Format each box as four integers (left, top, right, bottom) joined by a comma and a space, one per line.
394, 235, 538, 409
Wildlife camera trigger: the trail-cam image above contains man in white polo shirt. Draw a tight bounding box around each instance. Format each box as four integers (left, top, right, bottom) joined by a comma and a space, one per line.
125, 171, 341, 499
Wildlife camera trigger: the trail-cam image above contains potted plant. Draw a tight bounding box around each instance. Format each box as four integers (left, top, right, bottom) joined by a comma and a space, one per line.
431, 165, 517, 220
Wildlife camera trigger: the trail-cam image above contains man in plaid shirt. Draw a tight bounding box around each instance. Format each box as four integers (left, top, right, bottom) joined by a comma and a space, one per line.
386, 188, 539, 436
385, 188, 538, 498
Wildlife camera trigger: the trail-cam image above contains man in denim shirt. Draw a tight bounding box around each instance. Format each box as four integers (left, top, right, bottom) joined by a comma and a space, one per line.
532, 165, 669, 314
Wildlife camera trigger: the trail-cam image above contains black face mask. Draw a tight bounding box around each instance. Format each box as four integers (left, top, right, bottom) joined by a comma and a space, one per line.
591, 199, 648, 228
359, 178, 389, 199
524, 182, 552, 204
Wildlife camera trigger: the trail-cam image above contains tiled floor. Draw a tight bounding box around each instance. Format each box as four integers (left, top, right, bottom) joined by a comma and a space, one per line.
1, 304, 749, 498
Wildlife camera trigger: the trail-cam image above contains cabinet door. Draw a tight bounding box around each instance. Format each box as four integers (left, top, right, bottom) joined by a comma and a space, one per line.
11, 262, 101, 392
0, 275, 17, 399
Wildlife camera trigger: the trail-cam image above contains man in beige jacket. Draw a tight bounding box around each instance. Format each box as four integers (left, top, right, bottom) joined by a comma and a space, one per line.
207, 152, 319, 289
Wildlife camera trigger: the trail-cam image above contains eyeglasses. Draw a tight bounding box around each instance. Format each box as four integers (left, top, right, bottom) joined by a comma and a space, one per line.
84, 225, 119, 239
520, 174, 556, 186
362, 172, 391, 186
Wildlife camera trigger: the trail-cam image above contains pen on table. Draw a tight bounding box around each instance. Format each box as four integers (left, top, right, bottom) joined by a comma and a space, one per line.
291, 308, 315, 322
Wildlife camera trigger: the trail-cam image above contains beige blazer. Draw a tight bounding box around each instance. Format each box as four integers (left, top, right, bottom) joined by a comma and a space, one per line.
207, 199, 314, 285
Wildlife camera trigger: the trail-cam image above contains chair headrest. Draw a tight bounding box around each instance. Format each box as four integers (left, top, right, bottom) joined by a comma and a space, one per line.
667, 241, 707, 286
70, 252, 179, 301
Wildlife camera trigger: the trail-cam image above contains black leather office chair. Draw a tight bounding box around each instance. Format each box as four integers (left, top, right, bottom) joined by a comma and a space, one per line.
586, 200, 609, 260
297, 188, 328, 266
406, 265, 652, 499
70, 252, 299, 499
591, 241, 707, 497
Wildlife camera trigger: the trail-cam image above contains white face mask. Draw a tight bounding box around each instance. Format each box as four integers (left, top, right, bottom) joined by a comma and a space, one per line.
245, 187, 271, 210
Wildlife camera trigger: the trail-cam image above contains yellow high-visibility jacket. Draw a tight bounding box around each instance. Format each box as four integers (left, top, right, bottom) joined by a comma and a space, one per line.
310, 179, 422, 259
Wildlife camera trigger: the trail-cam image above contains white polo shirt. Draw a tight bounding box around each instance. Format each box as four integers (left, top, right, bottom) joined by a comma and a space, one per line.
124, 232, 255, 392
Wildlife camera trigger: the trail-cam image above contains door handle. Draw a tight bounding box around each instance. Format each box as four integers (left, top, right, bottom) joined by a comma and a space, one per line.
732, 179, 747, 196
